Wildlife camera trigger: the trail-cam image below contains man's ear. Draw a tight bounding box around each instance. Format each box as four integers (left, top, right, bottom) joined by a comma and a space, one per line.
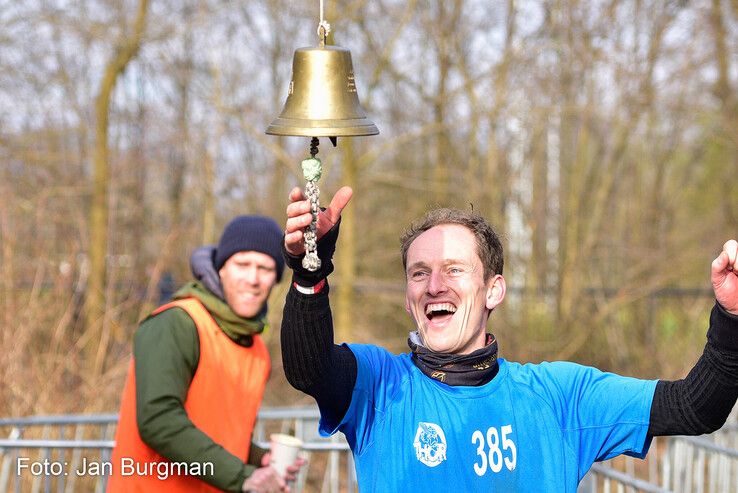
485, 274, 506, 310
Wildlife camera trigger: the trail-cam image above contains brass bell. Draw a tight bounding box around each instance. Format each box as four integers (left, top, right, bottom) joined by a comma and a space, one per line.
266, 45, 379, 137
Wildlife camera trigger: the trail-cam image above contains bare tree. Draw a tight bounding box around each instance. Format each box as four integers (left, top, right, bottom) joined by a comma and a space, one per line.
85, 0, 149, 376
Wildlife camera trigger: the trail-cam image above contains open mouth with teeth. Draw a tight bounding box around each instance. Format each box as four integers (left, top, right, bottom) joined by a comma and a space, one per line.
425, 302, 457, 322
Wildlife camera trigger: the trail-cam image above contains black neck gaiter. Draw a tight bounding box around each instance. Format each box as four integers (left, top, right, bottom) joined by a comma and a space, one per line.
408, 332, 499, 386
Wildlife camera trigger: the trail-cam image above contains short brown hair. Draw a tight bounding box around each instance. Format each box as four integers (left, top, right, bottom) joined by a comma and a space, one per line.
400, 208, 504, 281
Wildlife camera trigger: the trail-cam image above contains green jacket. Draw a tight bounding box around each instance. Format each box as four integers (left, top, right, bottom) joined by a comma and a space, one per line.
133, 281, 268, 492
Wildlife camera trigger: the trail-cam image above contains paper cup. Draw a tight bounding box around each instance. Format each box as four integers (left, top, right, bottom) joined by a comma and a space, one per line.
269, 433, 303, 476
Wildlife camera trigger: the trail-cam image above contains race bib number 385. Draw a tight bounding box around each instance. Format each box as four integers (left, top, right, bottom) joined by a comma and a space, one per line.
472, 425, 517, 476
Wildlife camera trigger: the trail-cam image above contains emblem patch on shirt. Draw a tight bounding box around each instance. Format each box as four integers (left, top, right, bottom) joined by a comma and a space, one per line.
413, 422, 447, 467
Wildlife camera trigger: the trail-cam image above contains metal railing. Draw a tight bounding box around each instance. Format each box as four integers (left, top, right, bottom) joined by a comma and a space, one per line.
580, 424, 738, 493
1, 410, 736, 493
658, 432, 738, 493
582, 464, 673, 493
0, 408, 355, 493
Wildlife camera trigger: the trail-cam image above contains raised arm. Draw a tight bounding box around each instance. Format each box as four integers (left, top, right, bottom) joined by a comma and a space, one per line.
649, 240, 738, 436
281, 186, 358, 426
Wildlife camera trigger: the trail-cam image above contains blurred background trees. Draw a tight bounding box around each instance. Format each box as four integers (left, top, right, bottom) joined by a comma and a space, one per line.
0, 0, 736, 416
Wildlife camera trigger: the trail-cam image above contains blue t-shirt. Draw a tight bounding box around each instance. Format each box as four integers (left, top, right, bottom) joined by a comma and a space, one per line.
320, 344, 657, 492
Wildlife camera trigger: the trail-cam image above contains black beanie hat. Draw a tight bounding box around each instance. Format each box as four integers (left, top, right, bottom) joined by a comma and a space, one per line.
214, 215, 285, 282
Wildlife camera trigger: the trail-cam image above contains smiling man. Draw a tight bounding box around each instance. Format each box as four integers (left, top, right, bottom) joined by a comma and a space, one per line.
281, 187, 738, 492
108, 215, 303, 493
404, 221, 506, 357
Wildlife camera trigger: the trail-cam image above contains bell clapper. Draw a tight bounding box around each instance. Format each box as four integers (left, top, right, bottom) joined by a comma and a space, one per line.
301, 137, 323, 271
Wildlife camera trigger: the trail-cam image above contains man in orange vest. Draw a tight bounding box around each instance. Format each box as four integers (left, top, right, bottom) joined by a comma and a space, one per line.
108, 215, 303, 493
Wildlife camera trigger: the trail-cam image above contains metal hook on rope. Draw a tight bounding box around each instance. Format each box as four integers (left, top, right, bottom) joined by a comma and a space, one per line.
317, 0, 331, 47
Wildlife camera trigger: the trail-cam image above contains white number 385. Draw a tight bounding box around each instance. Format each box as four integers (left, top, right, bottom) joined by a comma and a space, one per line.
472, 425, 517, 476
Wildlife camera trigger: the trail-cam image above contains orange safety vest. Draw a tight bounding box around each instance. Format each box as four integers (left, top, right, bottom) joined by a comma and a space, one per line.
107, 298, 271, 493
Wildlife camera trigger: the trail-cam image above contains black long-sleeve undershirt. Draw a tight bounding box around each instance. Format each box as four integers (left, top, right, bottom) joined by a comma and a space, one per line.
649, 302, 738, 435
281, 280, 738, 437
281, 283, 356, 425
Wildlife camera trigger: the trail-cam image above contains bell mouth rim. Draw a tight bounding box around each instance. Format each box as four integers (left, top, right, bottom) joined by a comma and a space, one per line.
294, 45, 350, 53
265, 118, 379, 137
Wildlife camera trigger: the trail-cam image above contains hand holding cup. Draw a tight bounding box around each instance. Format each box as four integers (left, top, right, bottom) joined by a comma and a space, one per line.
269, 433, 304, 478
